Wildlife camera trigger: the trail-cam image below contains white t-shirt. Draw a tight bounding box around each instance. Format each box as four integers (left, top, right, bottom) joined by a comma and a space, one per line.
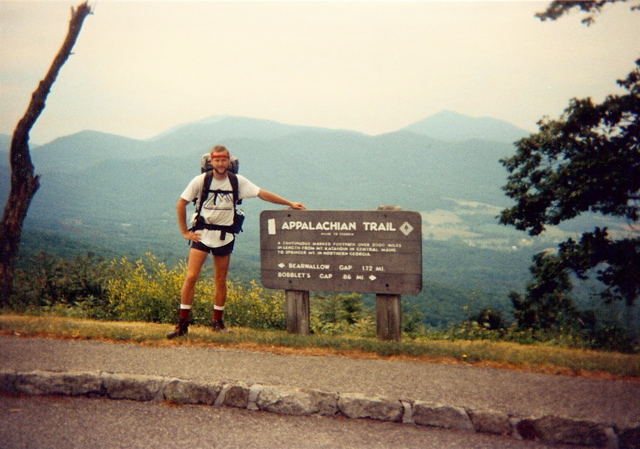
181, 173, 260, 248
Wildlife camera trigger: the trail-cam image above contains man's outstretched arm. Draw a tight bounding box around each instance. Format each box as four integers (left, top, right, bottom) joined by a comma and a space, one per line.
258, 189, 306, 210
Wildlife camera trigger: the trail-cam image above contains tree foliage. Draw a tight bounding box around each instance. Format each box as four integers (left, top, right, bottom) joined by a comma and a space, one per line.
509, 253, 579, 330
500, 1, 640, 326
536, 1, 640, 26
501, 59, 640, 308
11, 251, 111, 311
500, 61, 640, 235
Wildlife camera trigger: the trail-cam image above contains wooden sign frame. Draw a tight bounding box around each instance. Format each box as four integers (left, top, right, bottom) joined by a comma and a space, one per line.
260, 210, 422, 295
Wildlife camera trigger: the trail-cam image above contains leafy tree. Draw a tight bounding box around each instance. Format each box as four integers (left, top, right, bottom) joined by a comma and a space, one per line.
469, 307, 508, 331
535, 1, 640, 26
509, 253, 579, 330
500, 2, 639, 329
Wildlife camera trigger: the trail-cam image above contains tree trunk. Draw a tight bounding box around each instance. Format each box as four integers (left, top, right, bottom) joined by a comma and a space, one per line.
0, 2, 92, 306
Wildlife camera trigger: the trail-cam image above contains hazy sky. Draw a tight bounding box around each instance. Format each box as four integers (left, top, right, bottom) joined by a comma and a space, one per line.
1, 1, 638, 145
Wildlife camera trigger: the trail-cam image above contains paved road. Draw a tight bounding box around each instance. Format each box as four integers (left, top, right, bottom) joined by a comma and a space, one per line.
1, 393, 581, 449
2, 335, 638, 425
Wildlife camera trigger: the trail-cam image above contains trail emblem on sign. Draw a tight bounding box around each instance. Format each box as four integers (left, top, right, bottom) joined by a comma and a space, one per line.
400, 222, 414, 236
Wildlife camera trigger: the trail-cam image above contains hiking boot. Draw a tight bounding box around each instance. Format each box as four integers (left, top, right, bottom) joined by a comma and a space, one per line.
166, 317, 189, 339
211, 319, 230, 332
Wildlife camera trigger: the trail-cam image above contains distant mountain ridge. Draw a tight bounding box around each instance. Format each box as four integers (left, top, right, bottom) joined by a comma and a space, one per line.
402, 110, 530, 143
148, 115, 357, 144
1, 112, 591, 328
0, 109, 529, 152
1, 111, 526, 240
1, 110, 521, 236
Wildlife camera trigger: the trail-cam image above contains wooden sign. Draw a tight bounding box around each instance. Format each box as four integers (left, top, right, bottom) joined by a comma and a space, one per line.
260, 210, 422, 295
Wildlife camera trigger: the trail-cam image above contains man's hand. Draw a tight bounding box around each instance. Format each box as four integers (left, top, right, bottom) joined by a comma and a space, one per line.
183, 231, 201, 243
289, 202, 306, 210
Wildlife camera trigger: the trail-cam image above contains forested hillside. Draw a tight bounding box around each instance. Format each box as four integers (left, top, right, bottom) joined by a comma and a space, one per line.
2, 112, 626, 327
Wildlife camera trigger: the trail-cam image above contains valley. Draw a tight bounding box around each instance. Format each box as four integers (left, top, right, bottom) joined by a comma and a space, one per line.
1, 111, 623, 327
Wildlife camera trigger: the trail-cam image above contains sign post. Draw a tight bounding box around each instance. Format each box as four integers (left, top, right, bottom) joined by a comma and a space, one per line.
260, 209, 422, 340
286, 290, 310, 335
376, 294, 402, 341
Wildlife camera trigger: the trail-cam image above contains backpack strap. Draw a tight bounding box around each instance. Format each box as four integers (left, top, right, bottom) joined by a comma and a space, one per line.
196, 170, 214, 217
189, 171, 241, 240
228, 172, 240, 207
188, 170, 213, 234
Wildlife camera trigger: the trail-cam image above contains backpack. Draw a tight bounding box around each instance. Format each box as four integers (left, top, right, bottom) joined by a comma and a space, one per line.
200, 152, 242, 207
200, 153, 239, 175
189, 153, 245, 239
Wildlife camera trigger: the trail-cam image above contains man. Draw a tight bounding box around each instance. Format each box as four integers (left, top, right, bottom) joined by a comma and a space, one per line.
167, 145, 306, 338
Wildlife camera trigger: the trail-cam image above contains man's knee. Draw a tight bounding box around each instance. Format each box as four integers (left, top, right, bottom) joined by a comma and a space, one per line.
184, 271, 200, 286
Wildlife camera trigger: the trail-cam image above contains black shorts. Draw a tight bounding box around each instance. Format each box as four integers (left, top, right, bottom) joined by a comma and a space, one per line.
192, 240, 235, 256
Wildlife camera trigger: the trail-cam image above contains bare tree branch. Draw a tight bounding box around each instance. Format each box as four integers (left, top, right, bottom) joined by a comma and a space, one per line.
0, 2, 92, 306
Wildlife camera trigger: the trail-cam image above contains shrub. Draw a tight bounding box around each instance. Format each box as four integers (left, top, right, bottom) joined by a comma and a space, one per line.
469, 308, 508, 331
107, 253, 181, 323
10, 251, 113, 315
106, 254, 286, 329
223, 280, 286, 330
311, 293, 375, 336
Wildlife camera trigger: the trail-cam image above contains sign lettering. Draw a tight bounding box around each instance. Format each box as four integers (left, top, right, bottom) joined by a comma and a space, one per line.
260, 210, 422, 295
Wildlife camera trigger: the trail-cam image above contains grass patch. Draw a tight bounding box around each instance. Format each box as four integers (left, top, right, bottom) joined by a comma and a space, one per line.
1, 313, 638, 380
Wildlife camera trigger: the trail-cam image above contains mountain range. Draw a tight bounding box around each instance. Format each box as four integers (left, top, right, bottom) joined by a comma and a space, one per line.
4, 110, 595, 326
1, 110, 528, 246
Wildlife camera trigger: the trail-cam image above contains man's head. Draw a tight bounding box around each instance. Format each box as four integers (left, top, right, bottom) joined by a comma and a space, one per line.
210, 145, 230, 176
211, 145, 230, 158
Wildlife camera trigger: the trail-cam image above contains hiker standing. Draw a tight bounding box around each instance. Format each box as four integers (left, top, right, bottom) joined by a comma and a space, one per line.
168, 145, 306, 338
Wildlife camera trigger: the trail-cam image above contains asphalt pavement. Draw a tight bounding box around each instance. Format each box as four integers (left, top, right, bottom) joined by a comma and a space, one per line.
1, 335, 639, 446
0, 394, 585, 449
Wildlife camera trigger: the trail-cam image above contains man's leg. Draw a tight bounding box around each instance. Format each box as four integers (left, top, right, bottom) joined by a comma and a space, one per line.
182, 247, 209, 306
212, 253, 231, 330
167, 247, 209, 339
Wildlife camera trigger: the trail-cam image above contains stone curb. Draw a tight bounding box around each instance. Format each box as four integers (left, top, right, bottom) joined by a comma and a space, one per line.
1, 369, 638, 448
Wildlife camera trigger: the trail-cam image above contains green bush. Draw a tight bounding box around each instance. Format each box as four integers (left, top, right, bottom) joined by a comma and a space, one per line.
311, 293, 375, 337
223, 280, 286, 330
107, 253, 182, 323
10, 251, 113, 316
8, 250, 637, 352
106, 253, 286, 329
